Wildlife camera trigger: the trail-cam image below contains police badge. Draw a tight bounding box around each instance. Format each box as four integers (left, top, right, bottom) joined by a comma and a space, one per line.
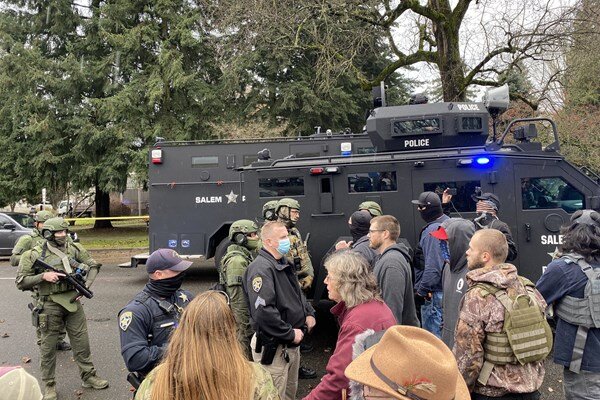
252, 276, 262, 292
119, 311, 133, 331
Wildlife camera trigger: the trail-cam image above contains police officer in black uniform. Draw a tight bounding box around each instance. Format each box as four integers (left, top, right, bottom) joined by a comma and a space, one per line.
118, 249, 194, 388
243, 221, 316, 400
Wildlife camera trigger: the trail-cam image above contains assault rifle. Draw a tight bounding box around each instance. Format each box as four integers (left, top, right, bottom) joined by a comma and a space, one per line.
34, 258, 94, 301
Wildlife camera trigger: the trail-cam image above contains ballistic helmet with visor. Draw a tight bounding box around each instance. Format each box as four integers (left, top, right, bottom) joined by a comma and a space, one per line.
358, 201, 383, 217
262, 200, 279, 221
146, 248, 193, 274
34, 210, 54, 223
229, 219, 259, 244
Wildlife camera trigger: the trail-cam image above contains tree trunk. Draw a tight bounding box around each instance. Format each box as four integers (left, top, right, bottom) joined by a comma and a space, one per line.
93, 187, 113, 228
432, 1, 467, 101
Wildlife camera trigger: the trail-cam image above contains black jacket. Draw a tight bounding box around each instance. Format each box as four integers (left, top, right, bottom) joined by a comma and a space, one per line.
475, 217, 518, 262
243, 248, 315, 343
118, 286, 193, 375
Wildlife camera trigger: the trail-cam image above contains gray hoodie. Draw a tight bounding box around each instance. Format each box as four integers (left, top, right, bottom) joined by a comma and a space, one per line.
440, 218, 475, 348
373, 243, 419, 327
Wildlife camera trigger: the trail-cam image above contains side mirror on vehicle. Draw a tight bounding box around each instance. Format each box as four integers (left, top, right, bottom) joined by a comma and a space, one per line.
3, 223, 16, 230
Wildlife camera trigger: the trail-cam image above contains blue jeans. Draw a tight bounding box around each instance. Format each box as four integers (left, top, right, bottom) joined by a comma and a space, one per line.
421, 291, 443, 338
564, 367, 600, 400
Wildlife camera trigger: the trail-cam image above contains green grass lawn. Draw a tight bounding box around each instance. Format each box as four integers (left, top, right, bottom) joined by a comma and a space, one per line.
70, 220, 149, 249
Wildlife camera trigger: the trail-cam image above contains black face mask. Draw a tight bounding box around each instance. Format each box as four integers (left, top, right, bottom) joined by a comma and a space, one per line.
349, 211, 372, 242
146, 272, 186, 298
419, 205, 443, 223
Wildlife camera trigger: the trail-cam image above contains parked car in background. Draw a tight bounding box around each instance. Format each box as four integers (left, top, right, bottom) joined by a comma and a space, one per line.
0, 212, 34, 256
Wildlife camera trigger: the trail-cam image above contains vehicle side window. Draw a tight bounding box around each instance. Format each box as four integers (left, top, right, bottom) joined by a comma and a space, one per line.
191, 156, 218, 168
348, 171, 397, 193
259, 177, 304, 197
0, 215, 10, 228
521, 177, 584, 213
243, 155, 258, 166
423, 180, 480, 212
357, 146, 376, 154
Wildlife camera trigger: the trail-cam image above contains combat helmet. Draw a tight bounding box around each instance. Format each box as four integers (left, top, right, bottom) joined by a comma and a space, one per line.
35, 210, 54, 223
276, 198, 300, 228
262, 200, 279, 221
229, 219, 260, 249
358, 201, 383, 217
41, 217, 69, 239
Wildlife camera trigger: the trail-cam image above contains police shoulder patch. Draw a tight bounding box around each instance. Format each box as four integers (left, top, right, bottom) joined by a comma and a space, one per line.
252, 276, 263, 292
119, 311, 133, 331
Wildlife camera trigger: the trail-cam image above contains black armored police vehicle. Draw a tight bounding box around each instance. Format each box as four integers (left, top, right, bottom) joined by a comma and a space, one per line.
147, 85, 600, 302
146, 132, 374, 267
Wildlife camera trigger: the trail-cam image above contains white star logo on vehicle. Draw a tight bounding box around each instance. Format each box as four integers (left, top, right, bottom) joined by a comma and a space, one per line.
226, 190, 238, 204
178, 293, 189, 303
547, 247, 561, 260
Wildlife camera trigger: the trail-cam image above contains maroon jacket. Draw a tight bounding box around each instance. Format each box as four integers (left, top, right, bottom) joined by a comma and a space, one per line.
303, 299, 396, 400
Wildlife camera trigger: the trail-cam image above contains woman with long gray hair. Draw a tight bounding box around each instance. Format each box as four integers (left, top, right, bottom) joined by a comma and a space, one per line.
302, 251, 396, 400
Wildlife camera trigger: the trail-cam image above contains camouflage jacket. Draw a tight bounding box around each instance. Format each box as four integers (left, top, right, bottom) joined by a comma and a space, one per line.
452, 263, 546, 397
135, 362, 280, 400
288, 227, 313, 279
220, 244, 254, 343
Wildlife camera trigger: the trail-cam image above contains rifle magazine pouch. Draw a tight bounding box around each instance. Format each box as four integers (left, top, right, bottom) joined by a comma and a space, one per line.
38, 314, 48, 332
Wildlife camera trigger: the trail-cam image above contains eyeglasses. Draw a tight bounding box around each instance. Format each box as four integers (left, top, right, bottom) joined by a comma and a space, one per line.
369, 229, 385, 233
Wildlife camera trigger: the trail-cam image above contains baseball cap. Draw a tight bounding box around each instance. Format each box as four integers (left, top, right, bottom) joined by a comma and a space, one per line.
430, 226, 448, 240
411, 191, 441, 207
472, 192, 500, 210
0, 366, 42, 400
146, 249, 193, 274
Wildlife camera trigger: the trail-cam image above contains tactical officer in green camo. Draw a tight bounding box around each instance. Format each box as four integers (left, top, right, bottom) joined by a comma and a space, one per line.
220, 219, 261, 353
262, 200, 279, 222
11, 211, 72, 352
275, 198, 314, 290
358, 200, 383, 217
16, 217, 108, 400
10, 210, 54, 267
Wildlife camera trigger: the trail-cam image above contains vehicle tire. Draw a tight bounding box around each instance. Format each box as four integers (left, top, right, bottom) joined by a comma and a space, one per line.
213, 237, 230, 270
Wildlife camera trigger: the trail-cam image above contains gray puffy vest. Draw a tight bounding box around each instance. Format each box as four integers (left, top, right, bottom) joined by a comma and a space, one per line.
554, 253, 600, 373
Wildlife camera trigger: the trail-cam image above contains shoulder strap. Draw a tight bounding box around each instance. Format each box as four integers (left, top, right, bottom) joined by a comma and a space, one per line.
468, 282, 500, 297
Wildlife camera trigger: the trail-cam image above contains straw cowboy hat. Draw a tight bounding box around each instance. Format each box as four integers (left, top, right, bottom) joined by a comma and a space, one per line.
345, 325, 469, 400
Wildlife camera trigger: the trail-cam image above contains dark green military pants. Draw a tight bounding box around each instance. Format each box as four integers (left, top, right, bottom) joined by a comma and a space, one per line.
39, 300, 96, 385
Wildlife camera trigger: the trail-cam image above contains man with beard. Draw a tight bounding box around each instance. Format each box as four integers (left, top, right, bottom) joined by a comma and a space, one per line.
412, 191, 449, 337
16, 217, 108, 400
334, 210, 378, 268
369, 215, 419, 326
119, 249, 193, 386
453, 229, 549, 399
429, 218, 475, 348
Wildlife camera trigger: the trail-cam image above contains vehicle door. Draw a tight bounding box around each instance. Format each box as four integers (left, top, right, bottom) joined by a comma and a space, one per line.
0, 214, 18, 254
514, 164, 592, 281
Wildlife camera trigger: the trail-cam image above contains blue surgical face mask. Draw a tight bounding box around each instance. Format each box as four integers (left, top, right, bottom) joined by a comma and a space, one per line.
276, 238, 291, 255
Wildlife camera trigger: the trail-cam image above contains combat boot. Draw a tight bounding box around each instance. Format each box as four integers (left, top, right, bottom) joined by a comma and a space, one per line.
82, 374, 109, 390
43, 384, 58, 400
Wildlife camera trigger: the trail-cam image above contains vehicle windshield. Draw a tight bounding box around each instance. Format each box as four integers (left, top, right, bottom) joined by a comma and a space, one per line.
9, 213, 35, 228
